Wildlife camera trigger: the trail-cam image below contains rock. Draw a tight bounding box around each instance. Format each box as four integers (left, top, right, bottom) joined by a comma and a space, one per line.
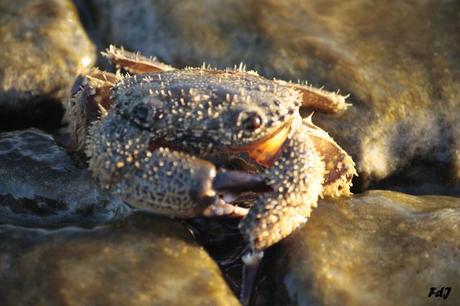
0, 0, 96, 130
0, 129, 129, 227
0, 212, 241, 306
86, 0, 460, 193
256, 191, 460, 306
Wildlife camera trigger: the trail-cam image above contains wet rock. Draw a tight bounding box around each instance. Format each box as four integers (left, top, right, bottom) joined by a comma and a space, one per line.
256, 191, 460, 306
0, 0, 96, 130
0, 212, 241, 306
0, 129, 129, 227
87, 0, 460, 193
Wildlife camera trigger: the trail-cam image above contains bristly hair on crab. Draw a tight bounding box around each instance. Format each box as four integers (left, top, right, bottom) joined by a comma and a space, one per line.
65, 44, 356, 265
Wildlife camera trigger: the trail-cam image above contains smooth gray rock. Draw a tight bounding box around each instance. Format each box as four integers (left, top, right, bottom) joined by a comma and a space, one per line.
256, 191, 460, 306
0, 129, 129, 227
0, 212, 241, 306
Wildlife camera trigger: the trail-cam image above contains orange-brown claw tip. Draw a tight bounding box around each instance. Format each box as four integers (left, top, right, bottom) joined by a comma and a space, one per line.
213, 170, 271, 193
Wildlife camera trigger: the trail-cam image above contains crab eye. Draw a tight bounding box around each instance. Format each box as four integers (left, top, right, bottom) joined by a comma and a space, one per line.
132, 103, 164, 127
133, 104, 151, 124
240, 112, 263, 131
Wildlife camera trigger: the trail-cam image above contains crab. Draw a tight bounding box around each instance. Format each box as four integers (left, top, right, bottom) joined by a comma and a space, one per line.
66, 46, 356, 262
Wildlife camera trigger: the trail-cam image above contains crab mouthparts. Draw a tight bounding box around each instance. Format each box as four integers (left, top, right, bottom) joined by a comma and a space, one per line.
230, 121, 291, 167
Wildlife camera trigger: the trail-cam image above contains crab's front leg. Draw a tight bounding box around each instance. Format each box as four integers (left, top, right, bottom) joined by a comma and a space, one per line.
238, 119, 355, 306
237, 119, 326, 304
239, 119, 326, 254
240, 117, 356, 255
86, 114, 260, 218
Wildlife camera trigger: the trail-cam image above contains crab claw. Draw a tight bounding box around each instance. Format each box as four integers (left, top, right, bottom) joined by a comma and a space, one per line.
213, 170, 272, 193
205, 170, 271, 218
192, 168, 269, 218
201, 198, 249, 218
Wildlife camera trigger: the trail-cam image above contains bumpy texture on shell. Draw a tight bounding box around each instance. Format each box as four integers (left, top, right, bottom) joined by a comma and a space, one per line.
110, 69, 301, 150
67, 46, 356, 252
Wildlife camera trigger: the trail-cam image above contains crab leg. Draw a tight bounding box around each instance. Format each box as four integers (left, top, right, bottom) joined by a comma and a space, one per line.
236, 120, 326, 305
302, 116, 357, 197
275, 79, 350, 113
65, 68, 119, 151
239, 119, 326, 253
239, 116, 355, 253
240, 252, 262, 306
102, 45, 175, 74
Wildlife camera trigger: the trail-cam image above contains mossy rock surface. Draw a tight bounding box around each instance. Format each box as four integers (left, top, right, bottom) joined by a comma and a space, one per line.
0, 0, 95, 130
0, 212, 241, 306
256, 190, 460, 306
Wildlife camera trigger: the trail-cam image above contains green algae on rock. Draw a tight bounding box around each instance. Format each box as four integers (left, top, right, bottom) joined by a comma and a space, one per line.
0, 212, 241, 306
256, 191, 460, 306
0, 0, 95, 130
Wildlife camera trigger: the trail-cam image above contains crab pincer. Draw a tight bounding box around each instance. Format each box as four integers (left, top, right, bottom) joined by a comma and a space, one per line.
192, 167, 270, 218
